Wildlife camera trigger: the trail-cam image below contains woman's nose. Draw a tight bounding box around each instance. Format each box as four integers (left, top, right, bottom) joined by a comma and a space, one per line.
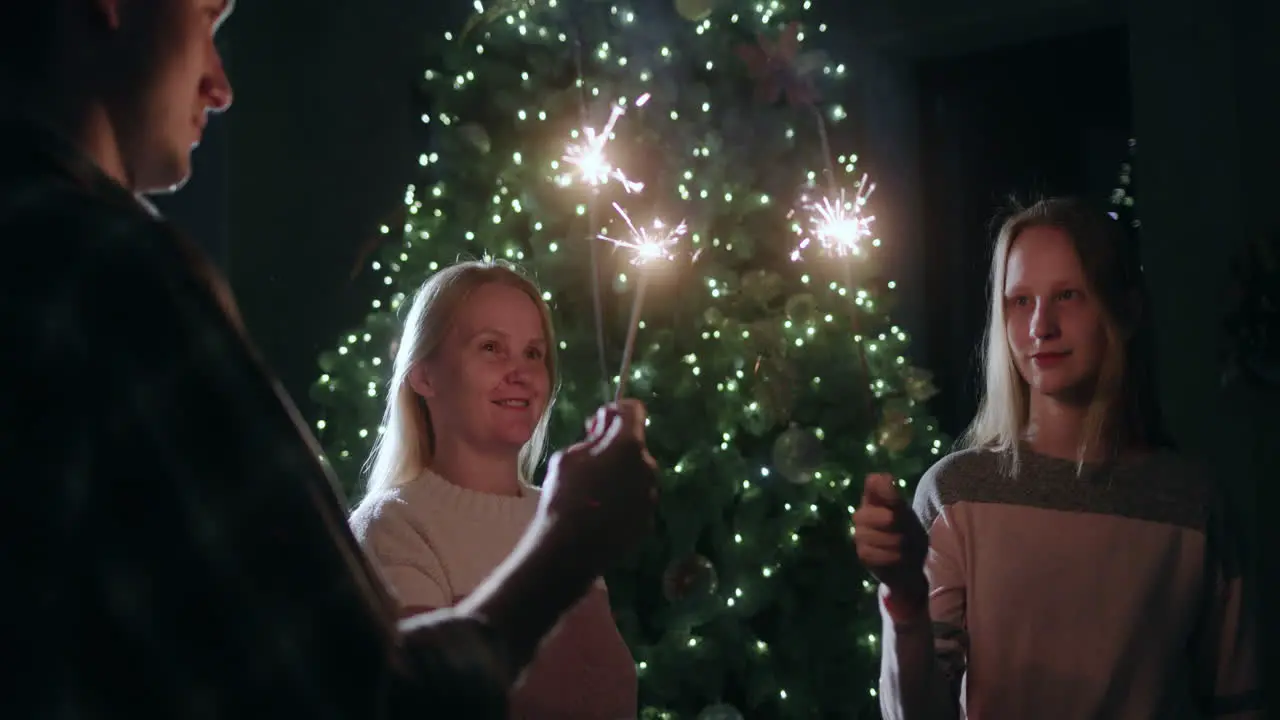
1030, 300, 1060, 340
505, 358, 539, 384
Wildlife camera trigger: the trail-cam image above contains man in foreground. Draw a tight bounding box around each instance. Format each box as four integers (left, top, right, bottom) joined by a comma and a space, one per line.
0, 1, 657, 716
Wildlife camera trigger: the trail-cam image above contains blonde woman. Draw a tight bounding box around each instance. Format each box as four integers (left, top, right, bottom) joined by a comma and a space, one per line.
854, 198, 1261, 718
350, 260, 637, 719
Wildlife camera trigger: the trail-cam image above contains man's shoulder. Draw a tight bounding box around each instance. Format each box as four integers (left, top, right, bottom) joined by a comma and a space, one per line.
1, 173, 168, 259
0, 170, 199, 322
0, 120, 153, 241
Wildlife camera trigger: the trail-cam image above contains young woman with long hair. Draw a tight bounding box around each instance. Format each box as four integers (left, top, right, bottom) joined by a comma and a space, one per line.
854, 198, 1260, 718
350, 259, 637, 719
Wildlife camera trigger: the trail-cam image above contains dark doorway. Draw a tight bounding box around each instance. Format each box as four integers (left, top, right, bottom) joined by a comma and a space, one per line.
915, 26, 1132, 437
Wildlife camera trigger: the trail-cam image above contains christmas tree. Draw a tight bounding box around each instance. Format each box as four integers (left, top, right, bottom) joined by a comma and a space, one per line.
312, 0, 948, 716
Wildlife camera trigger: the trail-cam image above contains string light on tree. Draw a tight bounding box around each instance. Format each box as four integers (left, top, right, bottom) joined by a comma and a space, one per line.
311, 0, 950, 716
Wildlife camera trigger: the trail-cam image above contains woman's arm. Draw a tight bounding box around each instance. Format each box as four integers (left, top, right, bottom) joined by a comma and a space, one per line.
1190, 492, 1263, 718
878, 474, 967, 720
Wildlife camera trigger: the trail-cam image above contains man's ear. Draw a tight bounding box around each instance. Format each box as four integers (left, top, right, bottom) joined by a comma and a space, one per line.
407, 362, 435, 400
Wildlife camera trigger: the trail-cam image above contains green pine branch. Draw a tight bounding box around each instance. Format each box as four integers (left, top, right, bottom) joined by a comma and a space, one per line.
311, 1, 950, 716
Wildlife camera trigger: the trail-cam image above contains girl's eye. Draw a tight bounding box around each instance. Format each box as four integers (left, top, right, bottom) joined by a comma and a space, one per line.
1058, 289, 1077, 301
481, 341, 499, 353
525, 348, 543, 360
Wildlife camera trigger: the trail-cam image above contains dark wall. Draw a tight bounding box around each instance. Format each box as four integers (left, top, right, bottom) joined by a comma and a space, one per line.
916, 27, 1133, 435
222, 0, 457, 419
1129, 0, 1279, 689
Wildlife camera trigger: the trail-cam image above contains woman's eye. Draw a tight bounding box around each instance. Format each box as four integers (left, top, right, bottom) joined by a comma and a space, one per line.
526, 348, 544, 360
1058, 289, 1077, 301
481, 341, 499, 353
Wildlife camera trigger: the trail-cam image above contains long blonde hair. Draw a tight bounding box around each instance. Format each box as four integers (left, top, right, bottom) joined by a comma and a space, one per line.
358, 259, 560, 503
959, 197, 1171, 473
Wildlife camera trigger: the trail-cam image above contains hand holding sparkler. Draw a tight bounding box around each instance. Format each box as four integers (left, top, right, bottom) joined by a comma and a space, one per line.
598, 202, 686, 401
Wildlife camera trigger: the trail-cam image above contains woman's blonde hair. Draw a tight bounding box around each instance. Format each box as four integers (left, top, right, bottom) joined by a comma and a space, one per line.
358, 259, 559, 503
958, 197, 1171, 473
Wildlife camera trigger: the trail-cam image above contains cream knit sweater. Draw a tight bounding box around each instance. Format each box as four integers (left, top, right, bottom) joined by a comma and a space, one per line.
350, 470, 638, 719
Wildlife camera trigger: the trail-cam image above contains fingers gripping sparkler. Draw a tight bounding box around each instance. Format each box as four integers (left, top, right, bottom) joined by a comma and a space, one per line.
598, 202, 686, 401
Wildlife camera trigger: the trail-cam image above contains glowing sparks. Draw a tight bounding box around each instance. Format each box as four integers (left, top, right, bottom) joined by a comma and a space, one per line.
561, 94, 650, 193
791, 175, 877, 261
598, 201, 686, 266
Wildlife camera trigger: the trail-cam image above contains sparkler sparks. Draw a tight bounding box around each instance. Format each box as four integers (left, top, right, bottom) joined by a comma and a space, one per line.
598, 202, 686, 266
791, 175, 877, 261
560, 94, 650, 193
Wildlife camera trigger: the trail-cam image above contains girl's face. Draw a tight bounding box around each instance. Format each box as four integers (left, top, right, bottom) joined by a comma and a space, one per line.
413, 282, 552, 457
1003, 225, 1110, 403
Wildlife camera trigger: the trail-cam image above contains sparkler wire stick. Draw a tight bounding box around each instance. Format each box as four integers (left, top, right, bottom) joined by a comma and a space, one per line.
586, 200, 610, 404
570, 23, 611, 404
614, 275, 648, 402
811, 107, 880, 431
598, 203, 685, 401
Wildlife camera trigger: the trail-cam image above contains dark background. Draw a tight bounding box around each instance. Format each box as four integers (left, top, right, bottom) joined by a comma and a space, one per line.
917, 26, 1133, 432
162, 0, 1278, 694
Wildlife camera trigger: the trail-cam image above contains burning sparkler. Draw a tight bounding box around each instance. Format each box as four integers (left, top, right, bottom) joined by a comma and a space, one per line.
791, 175, 877, 262
598, 202, 686, 400
790, 171, 885, 446
598, 202, 685, 266
560, 94, 650, 193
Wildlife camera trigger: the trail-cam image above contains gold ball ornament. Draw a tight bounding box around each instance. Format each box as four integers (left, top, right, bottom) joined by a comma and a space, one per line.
772, 424, 824, 484
752, 355, 797, 425
675, 0, 716, 21
876, 409, 915, 453
458, 122, 491, 154
784, 292, 818, 324
662, 554, 718, 601
902, 367, 939, 402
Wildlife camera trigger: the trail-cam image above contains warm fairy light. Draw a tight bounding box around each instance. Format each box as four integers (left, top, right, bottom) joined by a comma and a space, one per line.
560, 94, 650, 193
320, 3, 953, 713
598, 201, 685, 265
791, 175, 877, 261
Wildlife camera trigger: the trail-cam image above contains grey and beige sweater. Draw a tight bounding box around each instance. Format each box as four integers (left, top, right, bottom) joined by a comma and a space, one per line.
879, 447, 1261, 719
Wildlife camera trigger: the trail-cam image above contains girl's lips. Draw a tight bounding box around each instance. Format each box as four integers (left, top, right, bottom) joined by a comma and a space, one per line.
1031, 351, 1070, 367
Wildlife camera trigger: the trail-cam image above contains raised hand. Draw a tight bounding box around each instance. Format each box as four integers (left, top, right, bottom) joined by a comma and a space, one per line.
853, 473, 929, 608
538, 399, 658, 576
